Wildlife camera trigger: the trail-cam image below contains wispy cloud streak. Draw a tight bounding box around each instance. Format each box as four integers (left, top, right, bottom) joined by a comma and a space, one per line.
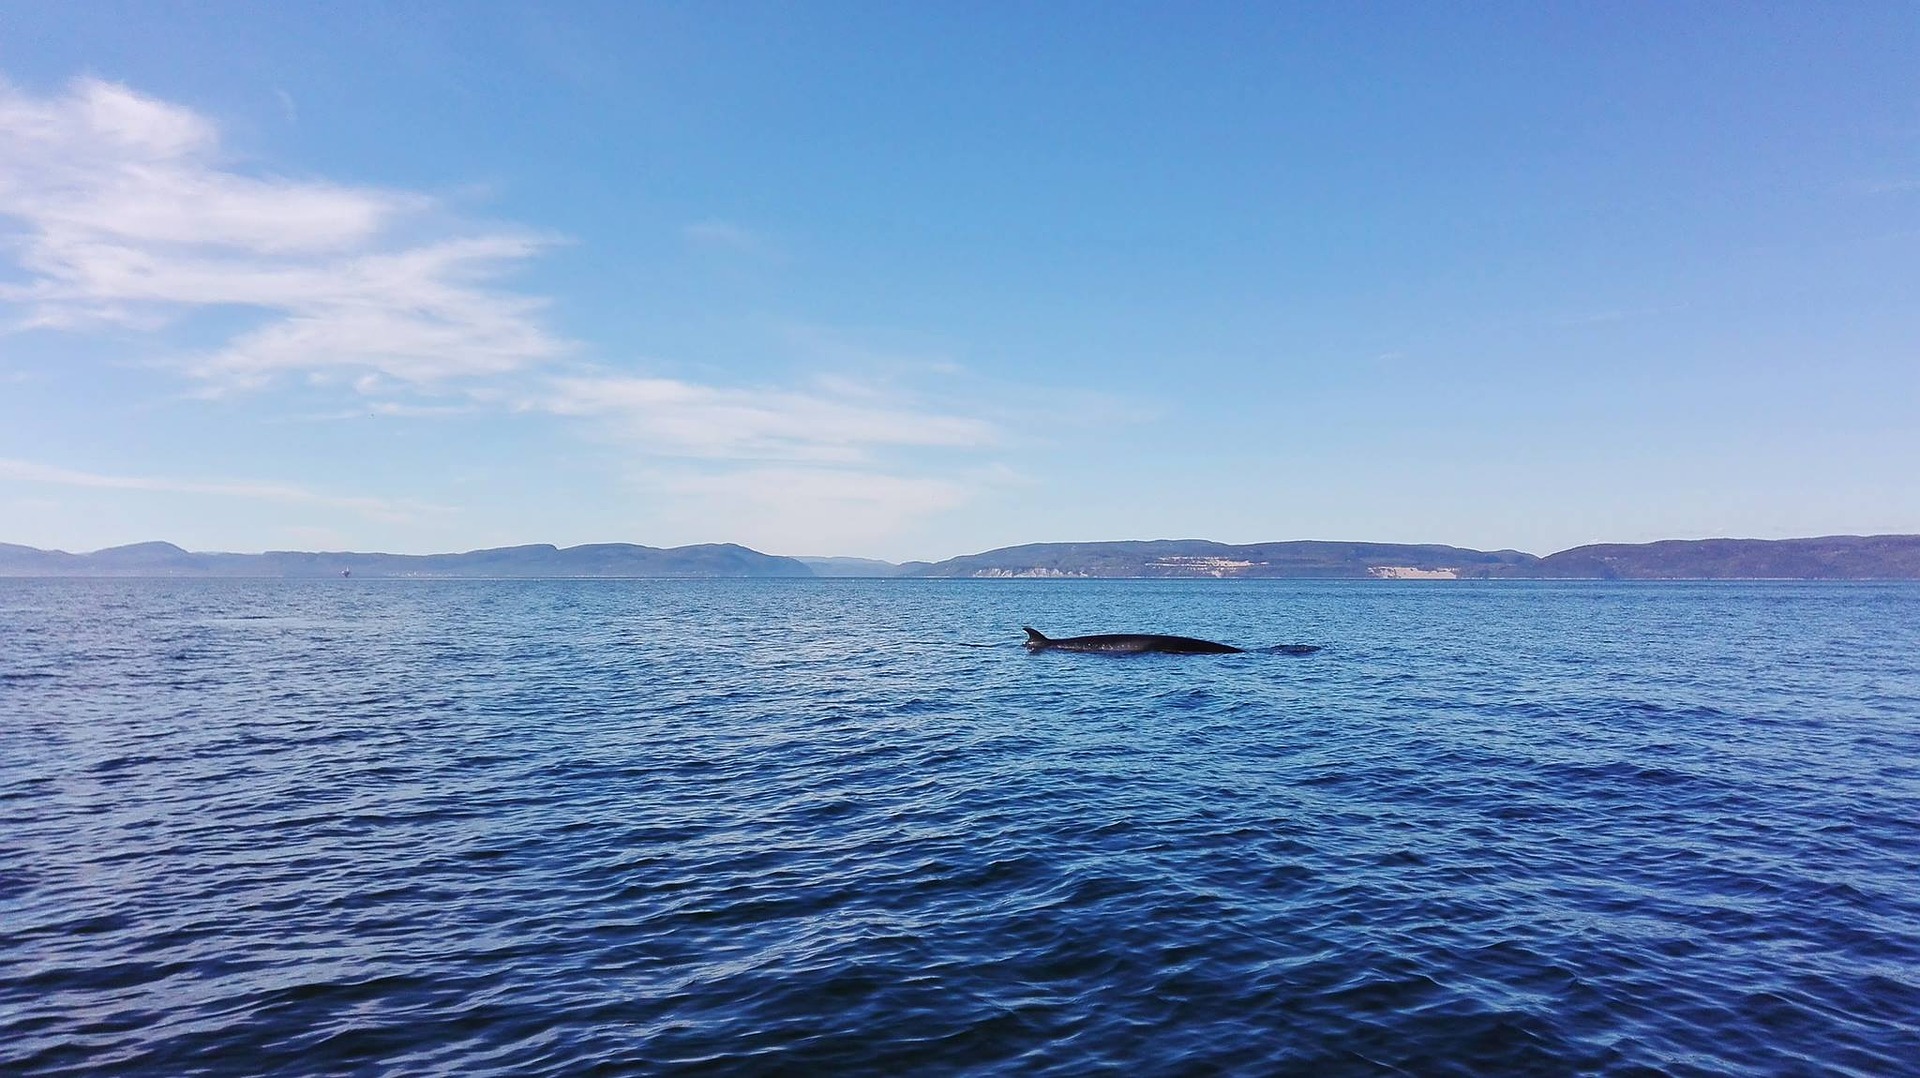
0, 457, 435, 520
682, 219, 778, 259
0, 76, 568, 386
534, 374, 996, 462
0, 78, 1022, 547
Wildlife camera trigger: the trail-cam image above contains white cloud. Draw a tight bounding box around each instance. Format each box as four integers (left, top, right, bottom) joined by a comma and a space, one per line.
0, 457, 437, 521
0, 77, 1029, 551
0, 76, 567, 384
534, 373, 996, 462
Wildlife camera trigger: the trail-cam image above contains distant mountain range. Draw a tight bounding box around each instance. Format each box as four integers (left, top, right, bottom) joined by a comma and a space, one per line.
5, 535, 1920, 580
0, 541, 811, 578
1511, 535, 1920, 580
911, 540, 1540, 579
907, 536, 1920, 580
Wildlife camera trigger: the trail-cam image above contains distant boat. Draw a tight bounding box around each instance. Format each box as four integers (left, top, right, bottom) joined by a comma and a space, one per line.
341, 569, 351, 578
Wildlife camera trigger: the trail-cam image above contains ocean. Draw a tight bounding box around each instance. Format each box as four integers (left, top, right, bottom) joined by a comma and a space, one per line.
3, 578, 1917, 1075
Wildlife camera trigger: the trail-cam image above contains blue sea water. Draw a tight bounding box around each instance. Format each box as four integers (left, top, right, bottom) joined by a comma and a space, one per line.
2, 578, 1918, 1076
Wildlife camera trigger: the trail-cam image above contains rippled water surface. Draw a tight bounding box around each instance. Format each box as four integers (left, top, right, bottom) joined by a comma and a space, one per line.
4, 579, 1919, 1075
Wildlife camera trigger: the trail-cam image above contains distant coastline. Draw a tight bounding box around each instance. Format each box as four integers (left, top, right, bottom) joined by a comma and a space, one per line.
6, 535, 1920, 580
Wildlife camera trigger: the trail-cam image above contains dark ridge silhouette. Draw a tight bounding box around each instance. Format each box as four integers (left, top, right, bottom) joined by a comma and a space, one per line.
0, 541, 812, 578
5, 535, 1919, 579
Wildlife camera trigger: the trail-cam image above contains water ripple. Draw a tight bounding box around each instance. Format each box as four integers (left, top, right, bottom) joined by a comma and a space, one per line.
3, 579, 1918, 1075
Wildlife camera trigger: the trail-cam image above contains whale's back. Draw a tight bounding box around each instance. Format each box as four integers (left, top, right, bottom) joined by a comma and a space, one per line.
1023, 626, 1241, 654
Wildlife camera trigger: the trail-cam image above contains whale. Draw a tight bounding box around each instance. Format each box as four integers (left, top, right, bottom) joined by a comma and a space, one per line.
1022, 626, 1243, 654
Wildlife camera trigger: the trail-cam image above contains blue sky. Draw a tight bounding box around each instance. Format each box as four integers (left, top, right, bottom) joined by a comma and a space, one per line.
2, 3, 1916, 560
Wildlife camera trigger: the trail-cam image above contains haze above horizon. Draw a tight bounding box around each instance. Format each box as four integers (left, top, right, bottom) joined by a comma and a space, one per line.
3, 3, 1917, 562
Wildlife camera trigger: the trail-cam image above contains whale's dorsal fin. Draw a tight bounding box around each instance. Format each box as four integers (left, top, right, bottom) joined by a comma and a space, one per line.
1023, 626, 1049, 643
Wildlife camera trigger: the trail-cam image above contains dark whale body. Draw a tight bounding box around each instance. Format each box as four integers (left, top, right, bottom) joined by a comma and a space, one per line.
1023, 626, 1242, 654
